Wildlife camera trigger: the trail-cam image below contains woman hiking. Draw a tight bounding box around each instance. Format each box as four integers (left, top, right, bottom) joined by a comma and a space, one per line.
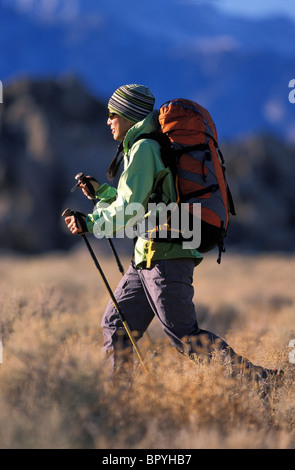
64, 83, 281, 390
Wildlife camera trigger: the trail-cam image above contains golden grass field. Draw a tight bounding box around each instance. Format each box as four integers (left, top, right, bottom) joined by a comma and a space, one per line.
0, 245, 294, 449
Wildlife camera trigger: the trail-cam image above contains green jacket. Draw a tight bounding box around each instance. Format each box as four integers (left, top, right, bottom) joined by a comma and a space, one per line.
86, 110, 203, 268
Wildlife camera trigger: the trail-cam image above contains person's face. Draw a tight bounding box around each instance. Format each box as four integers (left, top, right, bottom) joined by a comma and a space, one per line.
107, 112, 134, 141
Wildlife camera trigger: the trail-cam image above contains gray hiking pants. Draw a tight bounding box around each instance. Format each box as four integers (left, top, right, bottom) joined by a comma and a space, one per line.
101, 258, 267, 380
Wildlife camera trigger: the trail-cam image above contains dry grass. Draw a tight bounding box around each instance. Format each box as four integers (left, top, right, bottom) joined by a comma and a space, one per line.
0, 246, 294, 449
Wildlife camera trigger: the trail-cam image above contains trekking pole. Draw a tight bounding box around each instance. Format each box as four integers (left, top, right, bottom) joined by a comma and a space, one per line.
61, 208, 148, 373
72, 173, 155, 352
72, 173, 124, 275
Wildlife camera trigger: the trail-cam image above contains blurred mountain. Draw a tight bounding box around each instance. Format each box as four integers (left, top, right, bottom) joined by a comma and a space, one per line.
223, 136, 295, 252
0, 76, 294, 254
0, 0, 295, 142
0, 76, 118, 253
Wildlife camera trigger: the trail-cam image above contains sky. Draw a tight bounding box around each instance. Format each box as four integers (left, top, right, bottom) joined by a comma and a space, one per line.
3, 0, 295, 25
7, 0, 295, 22
214, 0, 295, 21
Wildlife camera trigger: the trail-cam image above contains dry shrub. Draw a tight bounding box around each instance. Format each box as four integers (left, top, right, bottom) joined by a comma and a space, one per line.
0, 250, 294, 449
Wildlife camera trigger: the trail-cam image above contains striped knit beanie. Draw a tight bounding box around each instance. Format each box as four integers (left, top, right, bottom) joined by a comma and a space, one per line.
108, 84, 155, 123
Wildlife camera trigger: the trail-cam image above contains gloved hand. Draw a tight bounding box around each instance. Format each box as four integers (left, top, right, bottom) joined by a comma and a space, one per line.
62, 209, 88, 235
74, 172, 100, 200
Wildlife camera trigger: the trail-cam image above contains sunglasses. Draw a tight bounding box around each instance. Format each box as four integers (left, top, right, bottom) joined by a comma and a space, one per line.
108, 112, 117, 120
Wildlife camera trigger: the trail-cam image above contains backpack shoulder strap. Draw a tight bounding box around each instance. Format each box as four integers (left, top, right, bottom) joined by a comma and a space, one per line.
133, 132, 167, 145
133, 132, 175, 171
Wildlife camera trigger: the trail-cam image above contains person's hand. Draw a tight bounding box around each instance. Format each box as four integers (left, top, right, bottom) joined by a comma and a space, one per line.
62, 209, 88, 235
75, 173, 100, 200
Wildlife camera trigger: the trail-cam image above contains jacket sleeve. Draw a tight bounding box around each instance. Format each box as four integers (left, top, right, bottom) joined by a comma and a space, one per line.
86, 140, 159, 237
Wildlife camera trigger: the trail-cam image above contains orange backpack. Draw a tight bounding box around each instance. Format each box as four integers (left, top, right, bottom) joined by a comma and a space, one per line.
136, 98, 236, 263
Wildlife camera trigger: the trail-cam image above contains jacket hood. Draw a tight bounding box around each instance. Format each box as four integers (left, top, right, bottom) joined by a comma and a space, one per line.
123, 110, 159, 152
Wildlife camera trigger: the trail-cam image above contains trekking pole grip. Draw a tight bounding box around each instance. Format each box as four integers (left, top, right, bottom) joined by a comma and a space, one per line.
74, 172, 125, 275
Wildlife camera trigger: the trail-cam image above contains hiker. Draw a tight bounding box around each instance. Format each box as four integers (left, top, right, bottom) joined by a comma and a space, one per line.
64, 84, 280, 386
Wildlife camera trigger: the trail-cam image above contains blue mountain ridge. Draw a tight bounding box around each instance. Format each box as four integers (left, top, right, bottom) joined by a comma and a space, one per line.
1, 0, 295, 142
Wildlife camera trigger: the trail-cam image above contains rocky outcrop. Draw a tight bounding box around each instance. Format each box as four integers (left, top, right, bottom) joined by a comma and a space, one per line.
223, 136, 295, 252
0, 76, 118, 252
0, 77, 294, 254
